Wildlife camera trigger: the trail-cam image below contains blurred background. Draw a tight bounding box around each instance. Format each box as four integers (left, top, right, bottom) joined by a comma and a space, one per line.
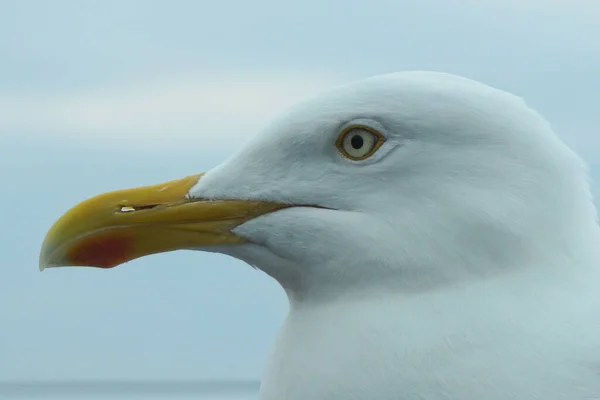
1, 0, 599, 398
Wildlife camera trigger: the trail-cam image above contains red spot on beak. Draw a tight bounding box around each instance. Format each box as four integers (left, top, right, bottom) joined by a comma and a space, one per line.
67, 234, 132, 268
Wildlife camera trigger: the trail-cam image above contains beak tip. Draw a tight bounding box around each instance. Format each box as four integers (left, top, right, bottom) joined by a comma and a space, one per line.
38, 257, 47, 272
38, 250, 52, 271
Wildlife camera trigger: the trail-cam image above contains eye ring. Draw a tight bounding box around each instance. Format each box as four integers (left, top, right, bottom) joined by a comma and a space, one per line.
335, 125, 386, 161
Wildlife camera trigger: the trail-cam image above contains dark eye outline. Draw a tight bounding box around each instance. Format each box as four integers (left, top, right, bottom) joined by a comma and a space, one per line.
335, 125, 386, 161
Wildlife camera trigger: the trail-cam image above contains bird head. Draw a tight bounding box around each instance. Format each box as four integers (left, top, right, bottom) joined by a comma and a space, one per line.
39, 71, 596, 300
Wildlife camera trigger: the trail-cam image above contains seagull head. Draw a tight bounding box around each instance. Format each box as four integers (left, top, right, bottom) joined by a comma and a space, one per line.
39, 71, 596, 300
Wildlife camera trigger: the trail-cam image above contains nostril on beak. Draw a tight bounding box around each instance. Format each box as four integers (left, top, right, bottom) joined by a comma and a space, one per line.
118, 204, 161, 213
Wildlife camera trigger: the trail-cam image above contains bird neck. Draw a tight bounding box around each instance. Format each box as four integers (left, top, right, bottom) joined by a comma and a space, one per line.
260, 263, 600, 400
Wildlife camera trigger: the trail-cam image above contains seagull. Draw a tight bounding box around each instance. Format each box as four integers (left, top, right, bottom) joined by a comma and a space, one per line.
40, 71, 600, 400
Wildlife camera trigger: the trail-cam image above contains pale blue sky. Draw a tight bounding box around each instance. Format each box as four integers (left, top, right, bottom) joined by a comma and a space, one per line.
1, 0, 599, 382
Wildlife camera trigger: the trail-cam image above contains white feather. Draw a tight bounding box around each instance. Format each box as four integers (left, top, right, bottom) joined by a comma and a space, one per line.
191, 71, 600, 399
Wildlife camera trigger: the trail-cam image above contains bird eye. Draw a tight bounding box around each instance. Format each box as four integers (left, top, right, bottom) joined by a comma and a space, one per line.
336, 126, 385, 161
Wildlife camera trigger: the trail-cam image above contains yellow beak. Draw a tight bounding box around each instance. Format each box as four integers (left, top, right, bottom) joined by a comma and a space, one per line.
39, 173, 288, 271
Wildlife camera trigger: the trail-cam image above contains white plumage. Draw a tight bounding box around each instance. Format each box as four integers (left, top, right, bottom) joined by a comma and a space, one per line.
189, 71, 600, 399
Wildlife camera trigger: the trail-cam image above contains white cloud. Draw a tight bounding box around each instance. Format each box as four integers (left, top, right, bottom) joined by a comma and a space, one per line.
1, 69, 597, 161
0, 72, 341, 149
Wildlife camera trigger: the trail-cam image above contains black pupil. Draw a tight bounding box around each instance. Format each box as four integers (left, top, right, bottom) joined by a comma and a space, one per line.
350, 134, 364, 149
